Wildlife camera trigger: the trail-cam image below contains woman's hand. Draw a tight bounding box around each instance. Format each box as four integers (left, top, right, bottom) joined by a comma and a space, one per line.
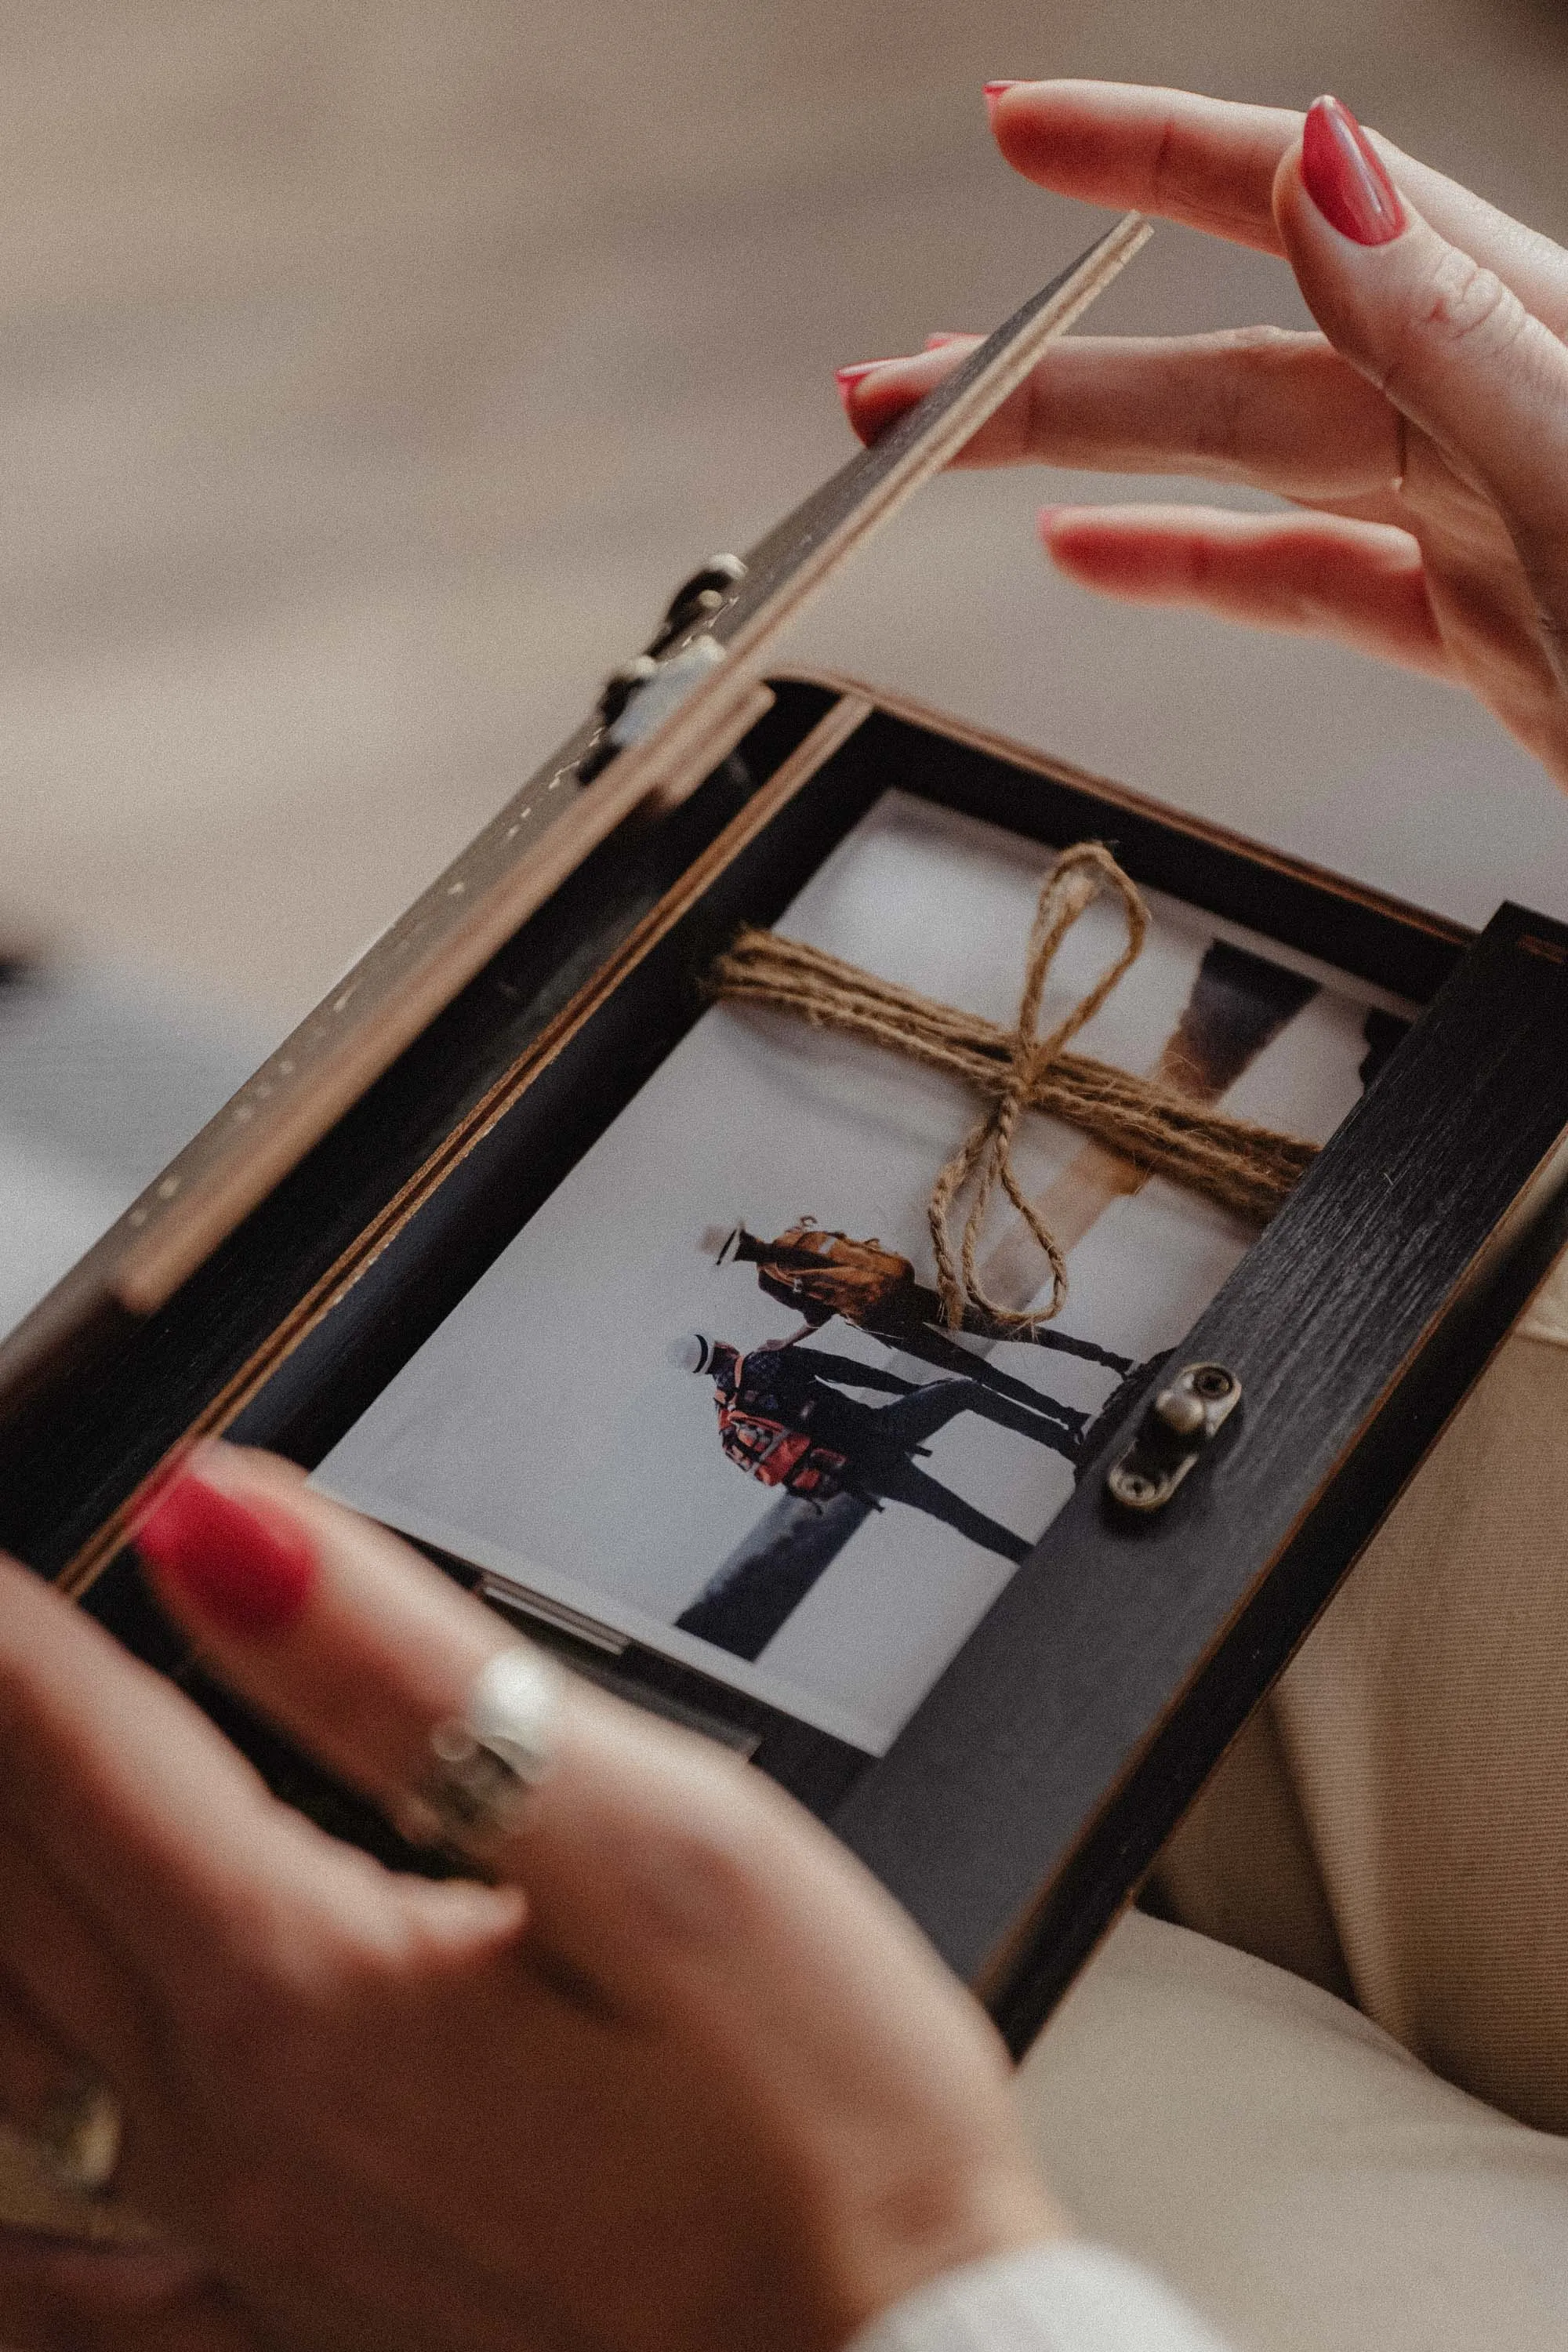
836, 84, 1568, 786
0, 1447, 1060, 2352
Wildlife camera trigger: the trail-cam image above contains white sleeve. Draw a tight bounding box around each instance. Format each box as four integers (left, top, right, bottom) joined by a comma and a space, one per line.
844, 2242, 1235, 2352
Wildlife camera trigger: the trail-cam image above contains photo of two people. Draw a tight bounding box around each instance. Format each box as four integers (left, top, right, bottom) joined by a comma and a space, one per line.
314, 792, 1405, 1753
670, 1217, 1142, 1661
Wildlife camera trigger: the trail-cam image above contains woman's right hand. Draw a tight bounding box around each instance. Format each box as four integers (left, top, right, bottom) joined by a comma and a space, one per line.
838, 85, 1568, 787
0, 1446, 1061, 2352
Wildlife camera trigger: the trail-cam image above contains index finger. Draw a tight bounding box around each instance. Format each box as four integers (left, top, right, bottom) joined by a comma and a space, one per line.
993, 82, 1568, 325
992, 81, 1298, 253
0, 1555, 397, 1987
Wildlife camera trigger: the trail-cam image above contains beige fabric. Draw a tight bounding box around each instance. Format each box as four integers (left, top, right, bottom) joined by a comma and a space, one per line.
1018, 1909, 1568, 2352
1156, 1248, 1568, 2133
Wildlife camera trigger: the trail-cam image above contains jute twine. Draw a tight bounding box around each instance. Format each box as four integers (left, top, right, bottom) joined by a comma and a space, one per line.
709, 842, 1317, 1334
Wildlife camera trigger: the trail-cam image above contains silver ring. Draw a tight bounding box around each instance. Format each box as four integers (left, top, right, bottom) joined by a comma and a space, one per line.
35, 2070, 122, 2198
397, 1646, 558, 1862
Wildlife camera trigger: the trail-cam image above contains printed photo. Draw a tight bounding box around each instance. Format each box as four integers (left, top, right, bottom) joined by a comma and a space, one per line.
314, 791, 1411, 1754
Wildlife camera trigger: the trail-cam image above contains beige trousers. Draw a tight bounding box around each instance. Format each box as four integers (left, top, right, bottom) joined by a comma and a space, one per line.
1150, 1253, 1568, 2139
1017, 1908, 1568, 2352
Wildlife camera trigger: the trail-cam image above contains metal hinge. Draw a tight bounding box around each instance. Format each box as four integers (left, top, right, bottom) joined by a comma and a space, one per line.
579, 555, 749, 781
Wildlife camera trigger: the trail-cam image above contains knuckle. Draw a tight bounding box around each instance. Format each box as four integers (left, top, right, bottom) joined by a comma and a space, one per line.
1218, 323, 1301, 357
648, 1826, 768, 1948
634, 1784, 786, 1954
1185, 328, 1317, 473
1384, 249, 1526, 394
168, 1897, 360, 2086
1523, 569, 1568, 689
1422, 249, 1519, 347
1146, 114, 1180, 214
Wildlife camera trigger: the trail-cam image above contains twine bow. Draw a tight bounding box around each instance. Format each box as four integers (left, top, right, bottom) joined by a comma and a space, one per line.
710, 842, 1317, 1335
926, 842, 1142, 1333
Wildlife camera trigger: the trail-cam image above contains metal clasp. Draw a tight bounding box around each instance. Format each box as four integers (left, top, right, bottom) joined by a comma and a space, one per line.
579, 555, 748, 780
645, 554, 748, 658
1105, 1361, 1240, 1514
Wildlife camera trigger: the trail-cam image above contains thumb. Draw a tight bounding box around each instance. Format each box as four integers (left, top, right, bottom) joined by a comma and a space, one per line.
1274, 96, 1568, 662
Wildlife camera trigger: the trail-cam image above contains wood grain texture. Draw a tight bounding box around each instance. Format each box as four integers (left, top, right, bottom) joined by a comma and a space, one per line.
0, 685, 848, 1574
830, 903, 1568, 2044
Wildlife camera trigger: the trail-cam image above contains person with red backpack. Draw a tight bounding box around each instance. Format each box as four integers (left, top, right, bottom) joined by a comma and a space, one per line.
671, 1332, 1084, 1566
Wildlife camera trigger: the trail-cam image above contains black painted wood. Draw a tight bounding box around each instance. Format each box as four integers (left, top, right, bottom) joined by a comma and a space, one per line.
8, 681, 1461, 1582
830, 903, 1568, 2040
0, 688, 840, 1572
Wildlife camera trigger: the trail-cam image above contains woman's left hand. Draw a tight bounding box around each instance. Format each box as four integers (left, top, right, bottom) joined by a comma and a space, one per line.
837, 82, 1568, 786
0, 1446, 1059, 2352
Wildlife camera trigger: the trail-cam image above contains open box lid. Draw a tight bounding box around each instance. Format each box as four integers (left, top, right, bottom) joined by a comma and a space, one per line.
0, 216, 1151, 1418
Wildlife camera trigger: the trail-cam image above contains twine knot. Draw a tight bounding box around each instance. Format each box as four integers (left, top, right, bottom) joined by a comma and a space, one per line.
925, 842, 1144, 1334
709, 842, 1317, 1336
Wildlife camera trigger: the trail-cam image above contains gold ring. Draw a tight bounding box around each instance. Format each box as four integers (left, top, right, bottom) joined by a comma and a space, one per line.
35, 2070, 122, 2198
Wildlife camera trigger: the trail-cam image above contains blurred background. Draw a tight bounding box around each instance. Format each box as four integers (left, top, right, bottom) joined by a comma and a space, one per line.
4, 0, 1568, 1328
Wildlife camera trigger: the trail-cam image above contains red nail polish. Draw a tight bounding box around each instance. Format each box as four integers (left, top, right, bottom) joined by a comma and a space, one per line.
834, 361, 896, 385
136, 1470, 316, 1638
983, 81, 1018, 97
1301, 96, 1404, 246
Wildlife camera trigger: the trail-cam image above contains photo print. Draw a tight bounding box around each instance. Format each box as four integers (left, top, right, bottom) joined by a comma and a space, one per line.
315, 792, 1412, 1755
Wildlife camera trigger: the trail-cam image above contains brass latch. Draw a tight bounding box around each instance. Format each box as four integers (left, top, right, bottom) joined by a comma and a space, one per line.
1105, 1362, 1241, 1514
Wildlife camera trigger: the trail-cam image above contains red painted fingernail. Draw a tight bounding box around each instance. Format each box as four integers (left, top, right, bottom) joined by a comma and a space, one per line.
1301, 96, 1404, 246
834, 361, 896, 385
983, 81, 1018, 97
136, 1469, 316, 1638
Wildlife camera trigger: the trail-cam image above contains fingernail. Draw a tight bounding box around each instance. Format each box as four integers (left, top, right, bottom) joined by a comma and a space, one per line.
1301, 96, 1404, 246
835, 361, 899, 412
983, 80, 1018, 120
136, 1468, 316, 1638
